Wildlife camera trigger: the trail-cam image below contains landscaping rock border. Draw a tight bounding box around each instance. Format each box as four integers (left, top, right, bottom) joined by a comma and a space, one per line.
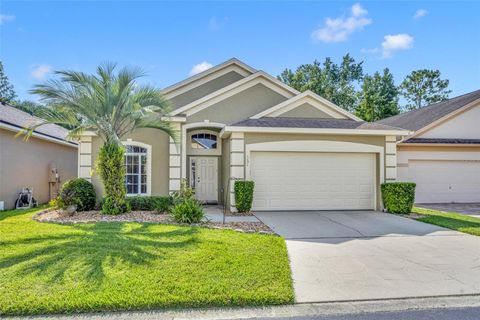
33, 209, 275, 235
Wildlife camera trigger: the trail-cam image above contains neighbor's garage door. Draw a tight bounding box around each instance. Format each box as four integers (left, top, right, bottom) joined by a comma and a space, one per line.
250, 152, 375, 211
409, 160, 480, 203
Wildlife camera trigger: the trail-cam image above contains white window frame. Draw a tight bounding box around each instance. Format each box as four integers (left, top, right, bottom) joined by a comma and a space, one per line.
187, 129, 222, 156
123, 140, 152, 196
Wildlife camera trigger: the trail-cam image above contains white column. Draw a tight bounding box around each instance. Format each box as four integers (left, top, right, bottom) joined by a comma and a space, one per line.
229, 132, 245, 212
78, 136, 93, 181
169, 122, 182, 193
385, 135, 397, 181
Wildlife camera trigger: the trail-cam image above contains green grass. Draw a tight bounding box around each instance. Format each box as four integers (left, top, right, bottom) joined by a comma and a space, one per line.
0, 208, 293, 315
412, 207, 480, 236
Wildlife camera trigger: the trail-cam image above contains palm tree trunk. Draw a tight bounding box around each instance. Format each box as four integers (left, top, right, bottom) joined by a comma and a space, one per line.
97, 142, 128, 214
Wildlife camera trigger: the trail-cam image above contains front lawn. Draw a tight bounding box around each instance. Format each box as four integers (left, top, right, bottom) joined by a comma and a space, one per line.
412, 207, 480, 236
0, 208, 293, 315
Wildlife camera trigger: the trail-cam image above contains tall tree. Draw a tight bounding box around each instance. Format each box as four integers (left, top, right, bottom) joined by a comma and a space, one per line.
356, 68, 400, 122
400, 69, 451, 110
27, 63, 175, 214
0, 61, 17, 103
278, 54, 363, 112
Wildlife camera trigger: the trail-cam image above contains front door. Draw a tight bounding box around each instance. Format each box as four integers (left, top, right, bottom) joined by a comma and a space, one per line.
190, 157, 218, 202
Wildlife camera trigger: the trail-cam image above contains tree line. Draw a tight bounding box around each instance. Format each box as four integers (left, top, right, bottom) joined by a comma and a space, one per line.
278, 54, 451, 121
0, 57, 452, 122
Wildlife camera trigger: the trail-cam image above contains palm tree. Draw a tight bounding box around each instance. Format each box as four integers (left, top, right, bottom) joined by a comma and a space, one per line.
27, 63, 175, 214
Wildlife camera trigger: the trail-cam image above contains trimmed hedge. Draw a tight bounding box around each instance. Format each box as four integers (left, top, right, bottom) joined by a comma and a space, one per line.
381, 182, 416, 214
58, 178, 96, 212
234, 180, 255, 213
126, 196, 172, 213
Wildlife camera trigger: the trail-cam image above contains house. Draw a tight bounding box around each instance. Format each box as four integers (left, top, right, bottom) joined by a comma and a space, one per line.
377, 90, 480, 203
78, 58, 410, 212
0, 102, 78, 209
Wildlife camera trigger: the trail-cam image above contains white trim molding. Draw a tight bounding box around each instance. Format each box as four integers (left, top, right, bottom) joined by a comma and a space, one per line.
162, 58, 256, 98
171, 71, 299, 117
229, 132, 245, 212
250, 90, 362, 121
221, 126, 411, 137
169, 122, 182, 192
78, 135, 93, 181
181, 121, 226, 180
122, 140, 152, 196
244, 140, 385, 211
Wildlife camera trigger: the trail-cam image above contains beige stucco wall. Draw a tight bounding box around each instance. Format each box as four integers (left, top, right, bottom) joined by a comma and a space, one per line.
187, 84, 288, 124
90, 128, 170, 199
419, 104, 480, 139
169, 71, 245, 109
278, 103, 335, 119
0, 129, 77, 209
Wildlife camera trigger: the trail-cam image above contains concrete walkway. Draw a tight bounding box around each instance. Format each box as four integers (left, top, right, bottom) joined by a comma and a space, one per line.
254, 211, 480, 303
416, 203, 480, 217
204, 206, 259, 223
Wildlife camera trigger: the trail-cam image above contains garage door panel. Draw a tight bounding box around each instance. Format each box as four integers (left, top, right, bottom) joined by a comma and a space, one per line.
250, 152, 375, 211
409, 160, 480, 203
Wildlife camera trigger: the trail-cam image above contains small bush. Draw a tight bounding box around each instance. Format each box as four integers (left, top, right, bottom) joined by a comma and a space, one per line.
126, 196, 172, 213
234, 180, 255, 213
170, 198, 205, 223
381, 182, 416, 214
58, 178, 96, 212
171, 180, 195, 205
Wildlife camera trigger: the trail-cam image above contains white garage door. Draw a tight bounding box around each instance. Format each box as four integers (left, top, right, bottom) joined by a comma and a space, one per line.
409, 160, 480, 203
250, 152, 376, 211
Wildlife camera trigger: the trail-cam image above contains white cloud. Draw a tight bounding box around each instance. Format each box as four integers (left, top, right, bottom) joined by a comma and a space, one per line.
31, 64, 53, 80
189, 61, 213, 76
414, 9, 428, 19
208, 17, 228, 31
0, 14, 15, 25
382, 33, 414, 58
312, 3, 372, 43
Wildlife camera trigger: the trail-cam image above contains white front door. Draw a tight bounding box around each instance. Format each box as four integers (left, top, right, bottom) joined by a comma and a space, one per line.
191, 157, 218, 202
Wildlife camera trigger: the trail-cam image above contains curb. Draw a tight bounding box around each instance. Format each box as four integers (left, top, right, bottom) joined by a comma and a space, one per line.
9, 294, 480, 320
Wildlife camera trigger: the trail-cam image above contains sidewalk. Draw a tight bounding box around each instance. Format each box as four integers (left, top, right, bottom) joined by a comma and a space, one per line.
8, 294, 480, 320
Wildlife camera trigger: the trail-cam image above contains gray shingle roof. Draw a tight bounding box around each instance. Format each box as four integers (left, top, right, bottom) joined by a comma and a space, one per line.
376, 90, 480, 131
405, 138, 480, 144
0, 102, 75, 145
232, 117, 406, 131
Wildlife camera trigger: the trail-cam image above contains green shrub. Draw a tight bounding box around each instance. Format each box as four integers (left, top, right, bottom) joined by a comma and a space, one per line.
171, 180, 195, 205
381, 182, 416, 214
170, 198, 205, 223
97, 142, 128, 215
234, 180, 255, 213
58, 178, 96, 212
126, 196, 172, 213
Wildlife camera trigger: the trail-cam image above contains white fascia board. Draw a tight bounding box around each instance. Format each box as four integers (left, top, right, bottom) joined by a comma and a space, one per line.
162, 58, 256, 98
0, 122, 78, 148
408, 98, 480, 139
221, 125, 411, 137
171, 71, 299, 117
162, 116, 187, 123
249, 91, 357, 120
399, 142, 480, 148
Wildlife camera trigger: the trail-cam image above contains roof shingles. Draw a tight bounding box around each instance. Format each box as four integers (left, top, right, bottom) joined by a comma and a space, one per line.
0, 102, 74, 144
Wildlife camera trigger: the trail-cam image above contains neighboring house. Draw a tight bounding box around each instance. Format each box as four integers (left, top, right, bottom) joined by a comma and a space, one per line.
0, 102, 78, 210
79, 58, 409, 212
377, 90, 480, 203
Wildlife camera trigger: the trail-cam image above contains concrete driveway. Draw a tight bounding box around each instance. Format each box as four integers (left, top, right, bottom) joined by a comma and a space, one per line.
254, 211, 480, 303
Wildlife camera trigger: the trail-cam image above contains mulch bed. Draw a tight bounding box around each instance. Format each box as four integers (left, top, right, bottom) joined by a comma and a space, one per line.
33, 209, 274, 234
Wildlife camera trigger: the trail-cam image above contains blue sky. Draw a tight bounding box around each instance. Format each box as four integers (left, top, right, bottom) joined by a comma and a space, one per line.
1, 1, 479, 102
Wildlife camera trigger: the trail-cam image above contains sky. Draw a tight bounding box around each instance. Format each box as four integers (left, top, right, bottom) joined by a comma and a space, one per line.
1, 1, 479, 102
